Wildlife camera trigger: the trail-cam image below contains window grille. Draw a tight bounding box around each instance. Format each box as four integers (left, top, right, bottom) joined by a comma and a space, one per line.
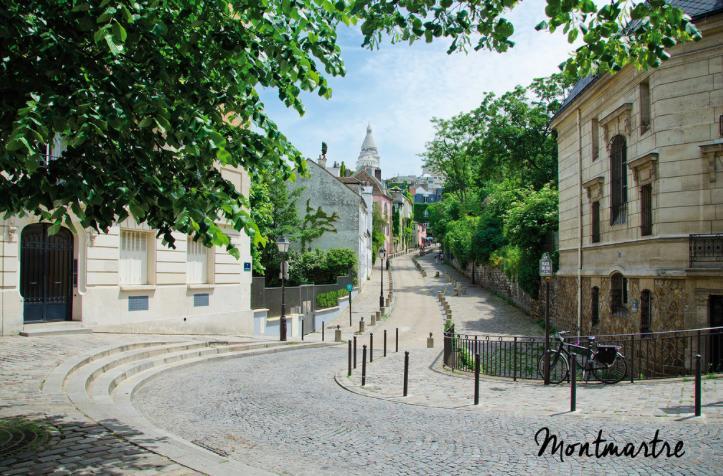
120, 230, 148, 284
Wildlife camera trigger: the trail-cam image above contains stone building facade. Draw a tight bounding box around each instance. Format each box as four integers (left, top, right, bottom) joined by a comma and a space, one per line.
289, 159, 373, 284
551, 3, 723, 341
0, 166, 255, 336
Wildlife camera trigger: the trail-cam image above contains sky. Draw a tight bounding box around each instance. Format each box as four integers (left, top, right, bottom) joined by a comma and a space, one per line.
259, 0, 578, 178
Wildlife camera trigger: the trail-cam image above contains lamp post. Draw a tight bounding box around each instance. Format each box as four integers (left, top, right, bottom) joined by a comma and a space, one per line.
539, 252, 553, 385
277, 236, 290, 341
379, 247, 386, 309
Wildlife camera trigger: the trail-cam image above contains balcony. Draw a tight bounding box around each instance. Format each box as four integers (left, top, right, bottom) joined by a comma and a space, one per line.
689, 234, 723, 268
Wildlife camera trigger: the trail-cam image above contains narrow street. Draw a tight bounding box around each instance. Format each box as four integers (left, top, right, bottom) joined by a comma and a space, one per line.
134, 254, 722, 475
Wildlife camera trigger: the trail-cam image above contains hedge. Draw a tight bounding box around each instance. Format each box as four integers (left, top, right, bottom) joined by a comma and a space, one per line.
316, 288, 349, 309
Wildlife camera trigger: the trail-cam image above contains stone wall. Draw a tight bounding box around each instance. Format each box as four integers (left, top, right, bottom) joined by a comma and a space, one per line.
450, 259, 542, 320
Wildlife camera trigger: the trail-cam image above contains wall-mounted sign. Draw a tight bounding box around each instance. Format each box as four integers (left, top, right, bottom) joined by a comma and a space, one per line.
243, 262, 251, 272
539, 253, 553, 277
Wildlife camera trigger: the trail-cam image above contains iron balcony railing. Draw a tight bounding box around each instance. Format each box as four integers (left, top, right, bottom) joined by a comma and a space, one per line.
689, 233, 723, 268
443, 327, 722, 382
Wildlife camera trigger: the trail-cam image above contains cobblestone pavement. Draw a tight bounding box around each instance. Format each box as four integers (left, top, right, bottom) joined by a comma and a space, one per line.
0, 333, 215, 475
135, 345, 723, 475
343, 346, 723, 421
421, 254, 542, 336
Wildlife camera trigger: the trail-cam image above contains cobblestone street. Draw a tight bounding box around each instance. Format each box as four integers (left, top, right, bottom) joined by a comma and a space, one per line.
1, 253, 721, 474
136, 345, 722, 475
135, 254, 722, 474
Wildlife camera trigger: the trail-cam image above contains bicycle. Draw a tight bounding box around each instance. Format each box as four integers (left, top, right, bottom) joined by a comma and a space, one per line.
537, 331, 628, 384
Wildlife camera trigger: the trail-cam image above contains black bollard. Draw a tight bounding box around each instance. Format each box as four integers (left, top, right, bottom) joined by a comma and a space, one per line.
362, 345, 367, 386
474, 353, 480, 405
353, 336, 357, 369
570, 354, 577, 412
322, 322, 325, 342
403, 351, 409, 397
384, 329, 387, 357
370, 333, 374, 362
348, 340, 352, 377
695, 354, 702, 417
396, 328, 399, 353
301, 320, 304, 341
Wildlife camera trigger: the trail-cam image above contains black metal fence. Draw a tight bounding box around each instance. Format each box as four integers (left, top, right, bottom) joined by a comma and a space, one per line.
443, 327, 723, 382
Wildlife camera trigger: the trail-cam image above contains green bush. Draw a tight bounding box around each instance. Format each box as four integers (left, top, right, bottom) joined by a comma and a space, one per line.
316, 288, 349, 309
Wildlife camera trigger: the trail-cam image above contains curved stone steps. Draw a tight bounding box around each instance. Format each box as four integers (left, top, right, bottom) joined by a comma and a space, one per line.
69, 340, 334, 475
92, 341, 284, 402
42, 340, 179, 396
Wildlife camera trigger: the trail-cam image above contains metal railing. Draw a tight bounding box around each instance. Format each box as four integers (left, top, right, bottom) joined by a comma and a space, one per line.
443, 327, 723, 382
689, 233, 723, 268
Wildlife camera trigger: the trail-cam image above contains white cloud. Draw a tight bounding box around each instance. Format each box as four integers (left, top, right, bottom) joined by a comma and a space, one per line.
261, 0, 577, 176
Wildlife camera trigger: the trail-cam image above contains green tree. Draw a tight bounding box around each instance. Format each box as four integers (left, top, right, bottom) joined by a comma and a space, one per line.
372, 202, 385, 263
249, 171, 302, 274
1, 1, 699, 257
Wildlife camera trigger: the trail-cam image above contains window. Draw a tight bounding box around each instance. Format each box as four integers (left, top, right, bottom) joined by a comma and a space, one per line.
120, 230, 149, 284
187, 238, 209, 284
640, 184, 652, 236
610, 273, 627, 315
639, 80, 651, 134
591, 201, 600, 243
640, 290, 652, 334
591, 118, 599, 161
610, 135, 628, 225
591, 287, 600, 326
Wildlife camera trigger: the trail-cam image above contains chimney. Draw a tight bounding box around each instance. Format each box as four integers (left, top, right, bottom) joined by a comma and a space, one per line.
374, 168, 382, 181
318, 153, 327, 169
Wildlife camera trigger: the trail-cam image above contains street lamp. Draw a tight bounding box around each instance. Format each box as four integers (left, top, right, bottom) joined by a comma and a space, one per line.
379, 247, 386, 309
277, 236, 290, 341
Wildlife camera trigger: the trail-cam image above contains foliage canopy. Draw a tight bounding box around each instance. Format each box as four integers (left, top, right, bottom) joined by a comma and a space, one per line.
1, 1, 700, 257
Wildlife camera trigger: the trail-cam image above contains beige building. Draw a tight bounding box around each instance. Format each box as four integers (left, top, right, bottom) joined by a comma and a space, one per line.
552, 2, 723, 338
0, 167, 254, 336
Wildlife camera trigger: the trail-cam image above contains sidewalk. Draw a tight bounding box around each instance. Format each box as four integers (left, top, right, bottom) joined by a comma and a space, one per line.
0, 333, 208, 474
335, 253, 723, 422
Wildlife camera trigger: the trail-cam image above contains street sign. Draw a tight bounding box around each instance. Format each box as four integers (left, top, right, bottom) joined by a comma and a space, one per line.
346, 283, 353, 292
243, 262, 251, 272
539, 252, 553, 277
279, 261, 289, 280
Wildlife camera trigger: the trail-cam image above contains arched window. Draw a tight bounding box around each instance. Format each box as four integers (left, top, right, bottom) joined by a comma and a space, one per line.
610, 135, 628, 225
591, 287, 600, 326
610, 272, 627, 315
640, 290, 652, 335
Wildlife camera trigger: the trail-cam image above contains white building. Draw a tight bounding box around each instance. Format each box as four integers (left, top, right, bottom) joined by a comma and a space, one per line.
0, 166, 254, 336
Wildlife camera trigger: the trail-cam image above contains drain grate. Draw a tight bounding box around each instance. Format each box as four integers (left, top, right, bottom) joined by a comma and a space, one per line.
0, 418, 53, 457
192, 439, 229, 457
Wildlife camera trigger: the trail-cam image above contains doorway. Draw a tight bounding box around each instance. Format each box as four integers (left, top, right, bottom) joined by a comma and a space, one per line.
20, 224, 74, 323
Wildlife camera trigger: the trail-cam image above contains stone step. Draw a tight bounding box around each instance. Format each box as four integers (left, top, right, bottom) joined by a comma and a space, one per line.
42, 340, 178, 395
70, 341, 220, 395
77, 341, 298, 403
20, 322, 93, 337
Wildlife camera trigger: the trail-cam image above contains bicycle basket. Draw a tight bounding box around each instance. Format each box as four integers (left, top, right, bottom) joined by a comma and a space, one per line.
596, 345, 619, 365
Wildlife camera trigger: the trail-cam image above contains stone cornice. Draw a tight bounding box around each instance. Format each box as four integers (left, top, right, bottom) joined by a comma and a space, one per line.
600, 103, 633, 147
628, 151, 658, 185
582, 176, 604, 201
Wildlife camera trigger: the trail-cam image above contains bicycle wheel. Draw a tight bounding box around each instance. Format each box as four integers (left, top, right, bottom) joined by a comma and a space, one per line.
592, 353, 628, 384
537, 350, 569, 384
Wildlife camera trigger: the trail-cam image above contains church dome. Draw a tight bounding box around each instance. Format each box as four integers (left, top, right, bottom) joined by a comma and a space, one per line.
356, 123, 381, 171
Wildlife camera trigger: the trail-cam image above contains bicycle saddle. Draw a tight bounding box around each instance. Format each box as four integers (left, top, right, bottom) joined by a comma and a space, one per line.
587, 335, 596, 342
